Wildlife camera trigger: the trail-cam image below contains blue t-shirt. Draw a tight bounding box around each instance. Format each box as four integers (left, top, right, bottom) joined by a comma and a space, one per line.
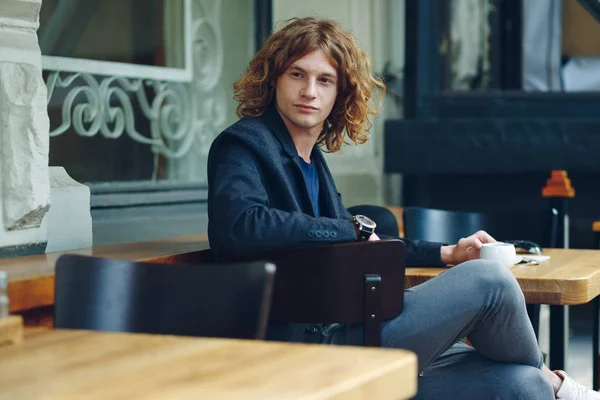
299, 158, 320, 217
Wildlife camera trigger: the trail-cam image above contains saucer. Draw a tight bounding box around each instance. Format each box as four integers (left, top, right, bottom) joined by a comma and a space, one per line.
513, 256, 523, 265
523, 255, 551, 263
512, 255, 551, 265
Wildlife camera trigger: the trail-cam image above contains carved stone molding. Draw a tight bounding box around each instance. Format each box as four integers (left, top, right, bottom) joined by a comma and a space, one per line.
0, 0, 50, 235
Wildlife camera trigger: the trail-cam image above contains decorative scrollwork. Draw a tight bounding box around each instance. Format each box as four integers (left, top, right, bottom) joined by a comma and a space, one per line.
192, 0, 223, 93
46, 73, 194, 158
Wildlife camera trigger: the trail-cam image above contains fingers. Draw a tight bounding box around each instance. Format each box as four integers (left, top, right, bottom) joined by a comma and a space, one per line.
467, 246, 480, 260
475, 230, 496, 244
458, 236, 484, 249
454, 231, 496, 264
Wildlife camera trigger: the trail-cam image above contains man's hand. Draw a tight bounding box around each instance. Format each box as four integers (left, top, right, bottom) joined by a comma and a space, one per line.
440, 230, 496, 265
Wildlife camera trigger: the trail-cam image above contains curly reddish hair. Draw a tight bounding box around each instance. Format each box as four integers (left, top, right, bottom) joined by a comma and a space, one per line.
233, 17, 385, 153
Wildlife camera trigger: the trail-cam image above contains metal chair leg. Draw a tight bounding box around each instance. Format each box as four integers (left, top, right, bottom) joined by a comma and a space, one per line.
549, 305, 569, 371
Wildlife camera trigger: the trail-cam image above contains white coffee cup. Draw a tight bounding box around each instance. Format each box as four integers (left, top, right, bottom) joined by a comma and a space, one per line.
480, 243, 517, 267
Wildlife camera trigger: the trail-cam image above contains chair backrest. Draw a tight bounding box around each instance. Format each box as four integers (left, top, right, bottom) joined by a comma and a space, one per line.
246, 240, 406, 325
54, 254, 275, 340
147, 240, 407, 346
403, 206, 557, 248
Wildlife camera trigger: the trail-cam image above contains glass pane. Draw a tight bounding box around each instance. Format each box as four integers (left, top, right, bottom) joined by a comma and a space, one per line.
560, 0, 600, 92
45, 71, 159, 182
443, 0, 600, 93
442, 0, 493, 92
39, 0, 184, 68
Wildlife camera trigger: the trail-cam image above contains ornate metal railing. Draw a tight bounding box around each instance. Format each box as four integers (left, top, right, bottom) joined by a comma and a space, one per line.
42, 0, 225, 160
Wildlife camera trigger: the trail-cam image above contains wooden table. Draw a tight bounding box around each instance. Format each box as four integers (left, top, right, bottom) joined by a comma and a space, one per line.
0, 329, 417, 399
406, 248, 600, 305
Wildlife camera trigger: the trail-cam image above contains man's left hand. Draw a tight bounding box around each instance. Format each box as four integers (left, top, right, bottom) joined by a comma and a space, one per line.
440, 230, 497, 265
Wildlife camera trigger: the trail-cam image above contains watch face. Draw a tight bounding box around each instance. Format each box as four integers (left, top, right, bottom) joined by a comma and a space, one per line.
355, 214, 376, 229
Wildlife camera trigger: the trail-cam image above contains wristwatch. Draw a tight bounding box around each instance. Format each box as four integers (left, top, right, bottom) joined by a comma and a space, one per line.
352, 214, 376, 240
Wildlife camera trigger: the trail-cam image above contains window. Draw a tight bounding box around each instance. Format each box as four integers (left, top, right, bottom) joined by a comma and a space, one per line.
39, 0, 257, 244
41, 0, 193, 183
386, 0, 600, 176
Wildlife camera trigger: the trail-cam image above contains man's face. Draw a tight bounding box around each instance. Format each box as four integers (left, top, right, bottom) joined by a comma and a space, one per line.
275, 48, 338, 138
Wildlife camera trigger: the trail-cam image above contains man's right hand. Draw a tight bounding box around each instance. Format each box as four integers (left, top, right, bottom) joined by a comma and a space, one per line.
441, 230, 496, 265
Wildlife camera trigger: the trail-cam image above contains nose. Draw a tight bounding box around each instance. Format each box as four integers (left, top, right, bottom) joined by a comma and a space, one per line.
301, 79, 317, 98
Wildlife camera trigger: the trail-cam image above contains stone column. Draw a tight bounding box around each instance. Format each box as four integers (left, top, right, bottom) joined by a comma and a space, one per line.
0, 0, 50, 255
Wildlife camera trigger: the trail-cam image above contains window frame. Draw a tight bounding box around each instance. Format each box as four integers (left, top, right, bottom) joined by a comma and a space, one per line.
41, 0, 194, 82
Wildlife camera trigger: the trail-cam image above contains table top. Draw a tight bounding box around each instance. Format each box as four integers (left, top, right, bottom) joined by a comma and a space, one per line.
406, 248, 600, 305
0, 329, 417, 400
1, 234, 209, 312
0, 234, 209, 281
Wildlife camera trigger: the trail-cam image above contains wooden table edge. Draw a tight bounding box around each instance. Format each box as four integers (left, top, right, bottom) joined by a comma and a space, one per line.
6, 329, 419, 400
405, 268, 598, 306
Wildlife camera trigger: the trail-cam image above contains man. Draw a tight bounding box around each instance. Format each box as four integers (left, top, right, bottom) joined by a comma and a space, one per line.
207, 17, 597, 399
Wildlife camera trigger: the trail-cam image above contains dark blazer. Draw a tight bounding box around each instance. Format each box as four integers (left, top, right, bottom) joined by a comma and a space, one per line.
207, 106, 444, 344
207, 106, 444, 265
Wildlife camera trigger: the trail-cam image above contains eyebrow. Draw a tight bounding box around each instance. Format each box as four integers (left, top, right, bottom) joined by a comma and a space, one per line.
289, 65, 337, 80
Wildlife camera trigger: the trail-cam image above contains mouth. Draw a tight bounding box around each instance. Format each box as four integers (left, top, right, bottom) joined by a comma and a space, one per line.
295, 104, 318, 111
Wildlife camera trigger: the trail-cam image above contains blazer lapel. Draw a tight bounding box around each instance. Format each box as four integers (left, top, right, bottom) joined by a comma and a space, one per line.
262, 106, 298, 158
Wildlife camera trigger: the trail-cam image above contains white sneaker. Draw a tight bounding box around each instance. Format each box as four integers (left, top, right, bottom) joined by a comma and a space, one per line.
555, 370, 600, 400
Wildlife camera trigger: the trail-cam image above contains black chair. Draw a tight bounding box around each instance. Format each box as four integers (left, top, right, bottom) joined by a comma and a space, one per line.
54, 254, 275, 340
402, 206, 558, 337
146, 239, 407, 347
403, 207, 558, 249
403, 207, 491, 244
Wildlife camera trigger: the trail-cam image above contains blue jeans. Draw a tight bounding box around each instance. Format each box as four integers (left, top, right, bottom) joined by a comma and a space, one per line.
381, 260, 554, 399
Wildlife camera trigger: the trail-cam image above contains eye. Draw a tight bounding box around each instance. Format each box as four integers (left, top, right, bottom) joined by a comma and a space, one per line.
290, 71, 303, 78
319, 77, 334, 85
